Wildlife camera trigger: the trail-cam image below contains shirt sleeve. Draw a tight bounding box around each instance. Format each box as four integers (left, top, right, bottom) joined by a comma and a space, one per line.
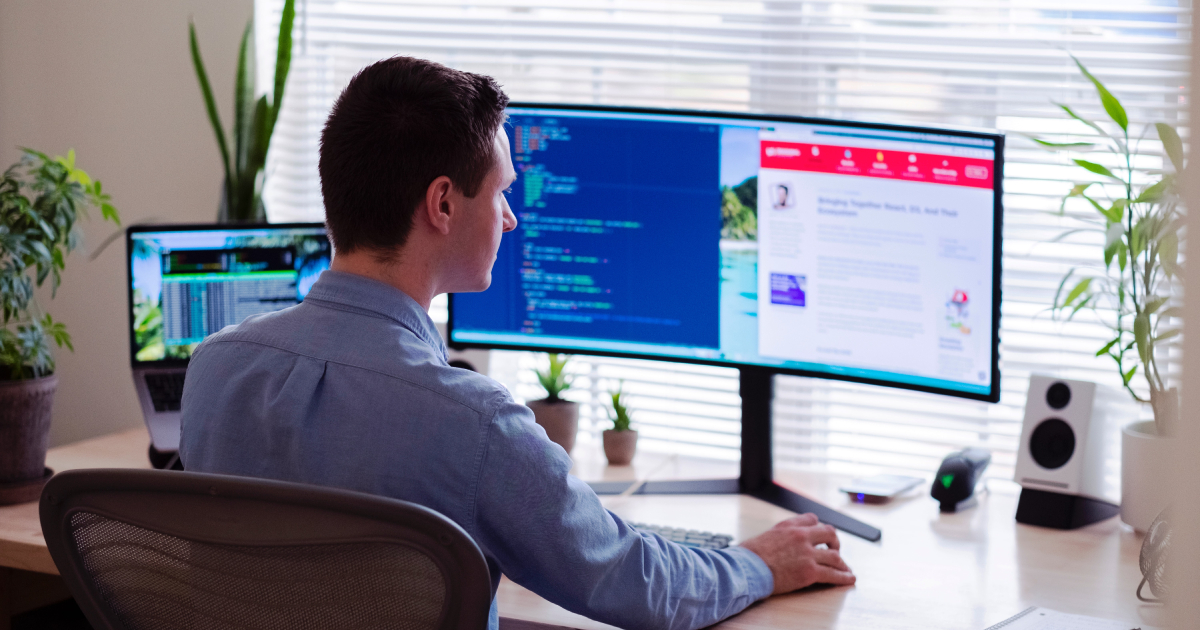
469, 398, 774, 630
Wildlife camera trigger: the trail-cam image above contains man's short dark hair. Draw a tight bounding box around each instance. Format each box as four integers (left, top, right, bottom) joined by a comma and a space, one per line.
319, 56, 509, 255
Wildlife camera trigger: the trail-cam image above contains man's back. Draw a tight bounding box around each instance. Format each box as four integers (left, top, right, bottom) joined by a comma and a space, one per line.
180, 270, 772, 630
181, 270, 505, 522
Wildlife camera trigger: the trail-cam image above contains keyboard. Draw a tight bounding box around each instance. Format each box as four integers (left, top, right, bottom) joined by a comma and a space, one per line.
145, 372, 186, 412
631, 522, 733, 550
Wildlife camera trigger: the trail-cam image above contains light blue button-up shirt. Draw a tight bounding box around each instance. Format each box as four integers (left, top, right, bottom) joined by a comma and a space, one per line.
180, 270, 773, 630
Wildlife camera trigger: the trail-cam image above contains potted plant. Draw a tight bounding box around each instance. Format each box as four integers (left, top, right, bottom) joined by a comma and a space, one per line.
603, 382, 638, 466
1041, 57, 1183, 531
0, 149, 119, 504
189, 0, 296, 222
528, 354, 579, 455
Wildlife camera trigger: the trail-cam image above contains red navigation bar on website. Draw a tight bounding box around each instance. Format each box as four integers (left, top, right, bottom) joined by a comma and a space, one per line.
760, 141, 994, 190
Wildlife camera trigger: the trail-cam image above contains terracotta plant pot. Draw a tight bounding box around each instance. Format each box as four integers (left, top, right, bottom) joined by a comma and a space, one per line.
0, 374, 57, 505
527, 399, 579, 455
1121, 420, 1172, 532
603, 429, 638, 466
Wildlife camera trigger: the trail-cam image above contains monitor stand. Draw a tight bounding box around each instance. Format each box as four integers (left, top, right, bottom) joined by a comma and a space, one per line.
588, 366, 882, 542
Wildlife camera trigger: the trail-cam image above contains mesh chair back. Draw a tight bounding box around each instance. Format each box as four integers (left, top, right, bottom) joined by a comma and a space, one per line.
40, 469, 492, 630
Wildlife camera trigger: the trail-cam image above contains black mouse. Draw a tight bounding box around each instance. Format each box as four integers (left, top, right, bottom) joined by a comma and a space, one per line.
931, 448, 991, 512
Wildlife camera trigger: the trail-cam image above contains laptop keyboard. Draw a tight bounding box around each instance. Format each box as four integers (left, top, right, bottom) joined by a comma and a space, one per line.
145, 373, 185, 412
630, 522, 733, 550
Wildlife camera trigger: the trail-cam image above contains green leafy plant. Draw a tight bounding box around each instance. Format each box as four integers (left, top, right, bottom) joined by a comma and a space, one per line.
1041, 57, 1184, 434
0, 149, 120, 380
607, 381, 633, 432
535, 353, 574, 402
189, 0, 296, 223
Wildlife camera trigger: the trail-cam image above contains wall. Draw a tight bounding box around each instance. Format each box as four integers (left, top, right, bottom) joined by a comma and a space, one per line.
0, 0, 253, 446
1170, 30, 1200, 626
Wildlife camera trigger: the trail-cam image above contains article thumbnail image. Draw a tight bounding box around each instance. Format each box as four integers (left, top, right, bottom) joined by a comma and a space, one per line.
770, 273, 807, 307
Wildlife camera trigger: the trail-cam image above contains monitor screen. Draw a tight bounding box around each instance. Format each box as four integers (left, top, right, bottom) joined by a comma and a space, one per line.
449, 105, 1003, 402
127, 224, 330, 365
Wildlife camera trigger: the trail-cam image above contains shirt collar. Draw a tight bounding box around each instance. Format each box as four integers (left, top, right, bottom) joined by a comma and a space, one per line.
304, 270, 447, 360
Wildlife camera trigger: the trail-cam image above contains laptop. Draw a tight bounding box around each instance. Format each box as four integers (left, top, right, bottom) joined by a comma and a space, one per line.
126, 223, 331, 453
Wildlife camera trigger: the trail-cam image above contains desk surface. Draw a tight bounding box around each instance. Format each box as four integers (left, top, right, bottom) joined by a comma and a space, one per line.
0, 430, 1166, 629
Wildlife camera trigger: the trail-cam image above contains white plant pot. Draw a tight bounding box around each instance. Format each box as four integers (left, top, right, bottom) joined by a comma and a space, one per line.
1121, 420, 1173, 532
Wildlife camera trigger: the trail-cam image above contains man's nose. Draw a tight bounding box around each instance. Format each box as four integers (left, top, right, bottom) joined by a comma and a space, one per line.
502, 204, 517, 232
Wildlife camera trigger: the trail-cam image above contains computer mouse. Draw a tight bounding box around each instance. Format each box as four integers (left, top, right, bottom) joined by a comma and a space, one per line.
930, 448, 991, 512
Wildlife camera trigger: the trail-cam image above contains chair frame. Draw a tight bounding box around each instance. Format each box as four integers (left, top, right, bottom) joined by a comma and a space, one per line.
40, 468, 493, 630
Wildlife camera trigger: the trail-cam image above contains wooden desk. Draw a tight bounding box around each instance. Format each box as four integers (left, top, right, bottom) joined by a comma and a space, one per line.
0, 429, 152, 625
0, 430, 1167, 629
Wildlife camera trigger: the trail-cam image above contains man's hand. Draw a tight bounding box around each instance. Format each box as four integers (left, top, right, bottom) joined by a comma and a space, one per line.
739, 513, 856, 594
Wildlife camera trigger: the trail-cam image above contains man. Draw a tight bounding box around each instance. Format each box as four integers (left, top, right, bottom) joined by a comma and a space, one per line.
180, 56, 854, 630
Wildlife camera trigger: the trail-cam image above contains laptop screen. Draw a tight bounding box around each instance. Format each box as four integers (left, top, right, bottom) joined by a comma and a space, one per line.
126, 224, 330, 366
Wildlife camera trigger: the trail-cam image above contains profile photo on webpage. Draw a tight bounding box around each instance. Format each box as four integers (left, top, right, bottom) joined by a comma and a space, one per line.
772, 182, 794, 209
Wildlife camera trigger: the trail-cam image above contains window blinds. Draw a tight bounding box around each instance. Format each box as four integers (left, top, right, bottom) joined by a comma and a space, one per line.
258, 0, 1189, 489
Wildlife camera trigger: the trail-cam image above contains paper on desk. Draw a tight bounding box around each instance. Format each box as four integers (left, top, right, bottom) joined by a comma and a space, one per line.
984, 607, 1161, 630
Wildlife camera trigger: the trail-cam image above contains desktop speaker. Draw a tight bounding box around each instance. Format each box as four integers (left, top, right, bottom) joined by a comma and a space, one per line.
1013, 375, 1120, 529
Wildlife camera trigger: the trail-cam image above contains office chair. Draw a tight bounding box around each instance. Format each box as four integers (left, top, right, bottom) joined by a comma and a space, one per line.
39, 469, 492, 630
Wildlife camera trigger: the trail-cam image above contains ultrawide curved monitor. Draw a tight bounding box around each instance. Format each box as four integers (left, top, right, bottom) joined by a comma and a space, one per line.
449, 104, 1003, 403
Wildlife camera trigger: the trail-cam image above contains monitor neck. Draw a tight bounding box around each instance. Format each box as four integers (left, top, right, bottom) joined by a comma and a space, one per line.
739, 366, 774, 493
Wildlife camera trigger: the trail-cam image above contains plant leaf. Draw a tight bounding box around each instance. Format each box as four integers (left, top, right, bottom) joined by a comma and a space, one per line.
1096, 337, 1120, 357
1104, 240, 1118, 268
1156, 123, 1184, 174
1134, 313, 1151, 366
1134, 177, 1173, 204
250, 96, 271, 168
1062, 277, 1092, 308
234, 20, 254, 176
1032, 137, 1095, 149
101, 202, 120, 225
1059, 182, 1092, 215
1161, 306, 1184, 319
1073, 159, 1121, 181
1155, 328, 1181, 343
1123, 364, 1138, 386
1076, 193, 1113, 221
1130, 217, 1147, 259
1055, 102, 1110, 140
189, 19, 233, 188
1109, 198, 1127, 223
28, 240, 51, 263
270, 0, 297, 132
1068, 295, 1092, 320
1159, 229, 1179, 278
1145, 296, 1169, 315
1073, 55, 1128, 131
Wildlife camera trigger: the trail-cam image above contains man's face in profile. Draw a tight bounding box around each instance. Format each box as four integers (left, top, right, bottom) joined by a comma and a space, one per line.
452, 128, 518, 293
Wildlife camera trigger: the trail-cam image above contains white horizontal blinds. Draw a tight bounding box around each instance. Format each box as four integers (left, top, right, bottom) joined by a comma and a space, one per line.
258, 1, 1190, 488
765, 2, 1190, 485
487, 353, 744, 461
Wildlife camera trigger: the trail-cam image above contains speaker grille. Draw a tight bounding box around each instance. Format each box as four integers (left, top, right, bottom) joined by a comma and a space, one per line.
1029, 418, 1075, 469
1045, 382, 1071, 410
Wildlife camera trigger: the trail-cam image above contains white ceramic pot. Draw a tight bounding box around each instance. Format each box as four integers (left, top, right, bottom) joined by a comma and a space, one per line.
527, 399, 579, 455
1121, 420, 1173, 532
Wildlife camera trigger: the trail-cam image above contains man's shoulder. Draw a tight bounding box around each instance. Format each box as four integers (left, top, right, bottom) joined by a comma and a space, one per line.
194, 303, 316, 350
191, 304, 516, 418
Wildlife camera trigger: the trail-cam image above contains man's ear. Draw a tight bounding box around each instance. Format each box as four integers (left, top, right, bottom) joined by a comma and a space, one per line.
420, 175, 455, 236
